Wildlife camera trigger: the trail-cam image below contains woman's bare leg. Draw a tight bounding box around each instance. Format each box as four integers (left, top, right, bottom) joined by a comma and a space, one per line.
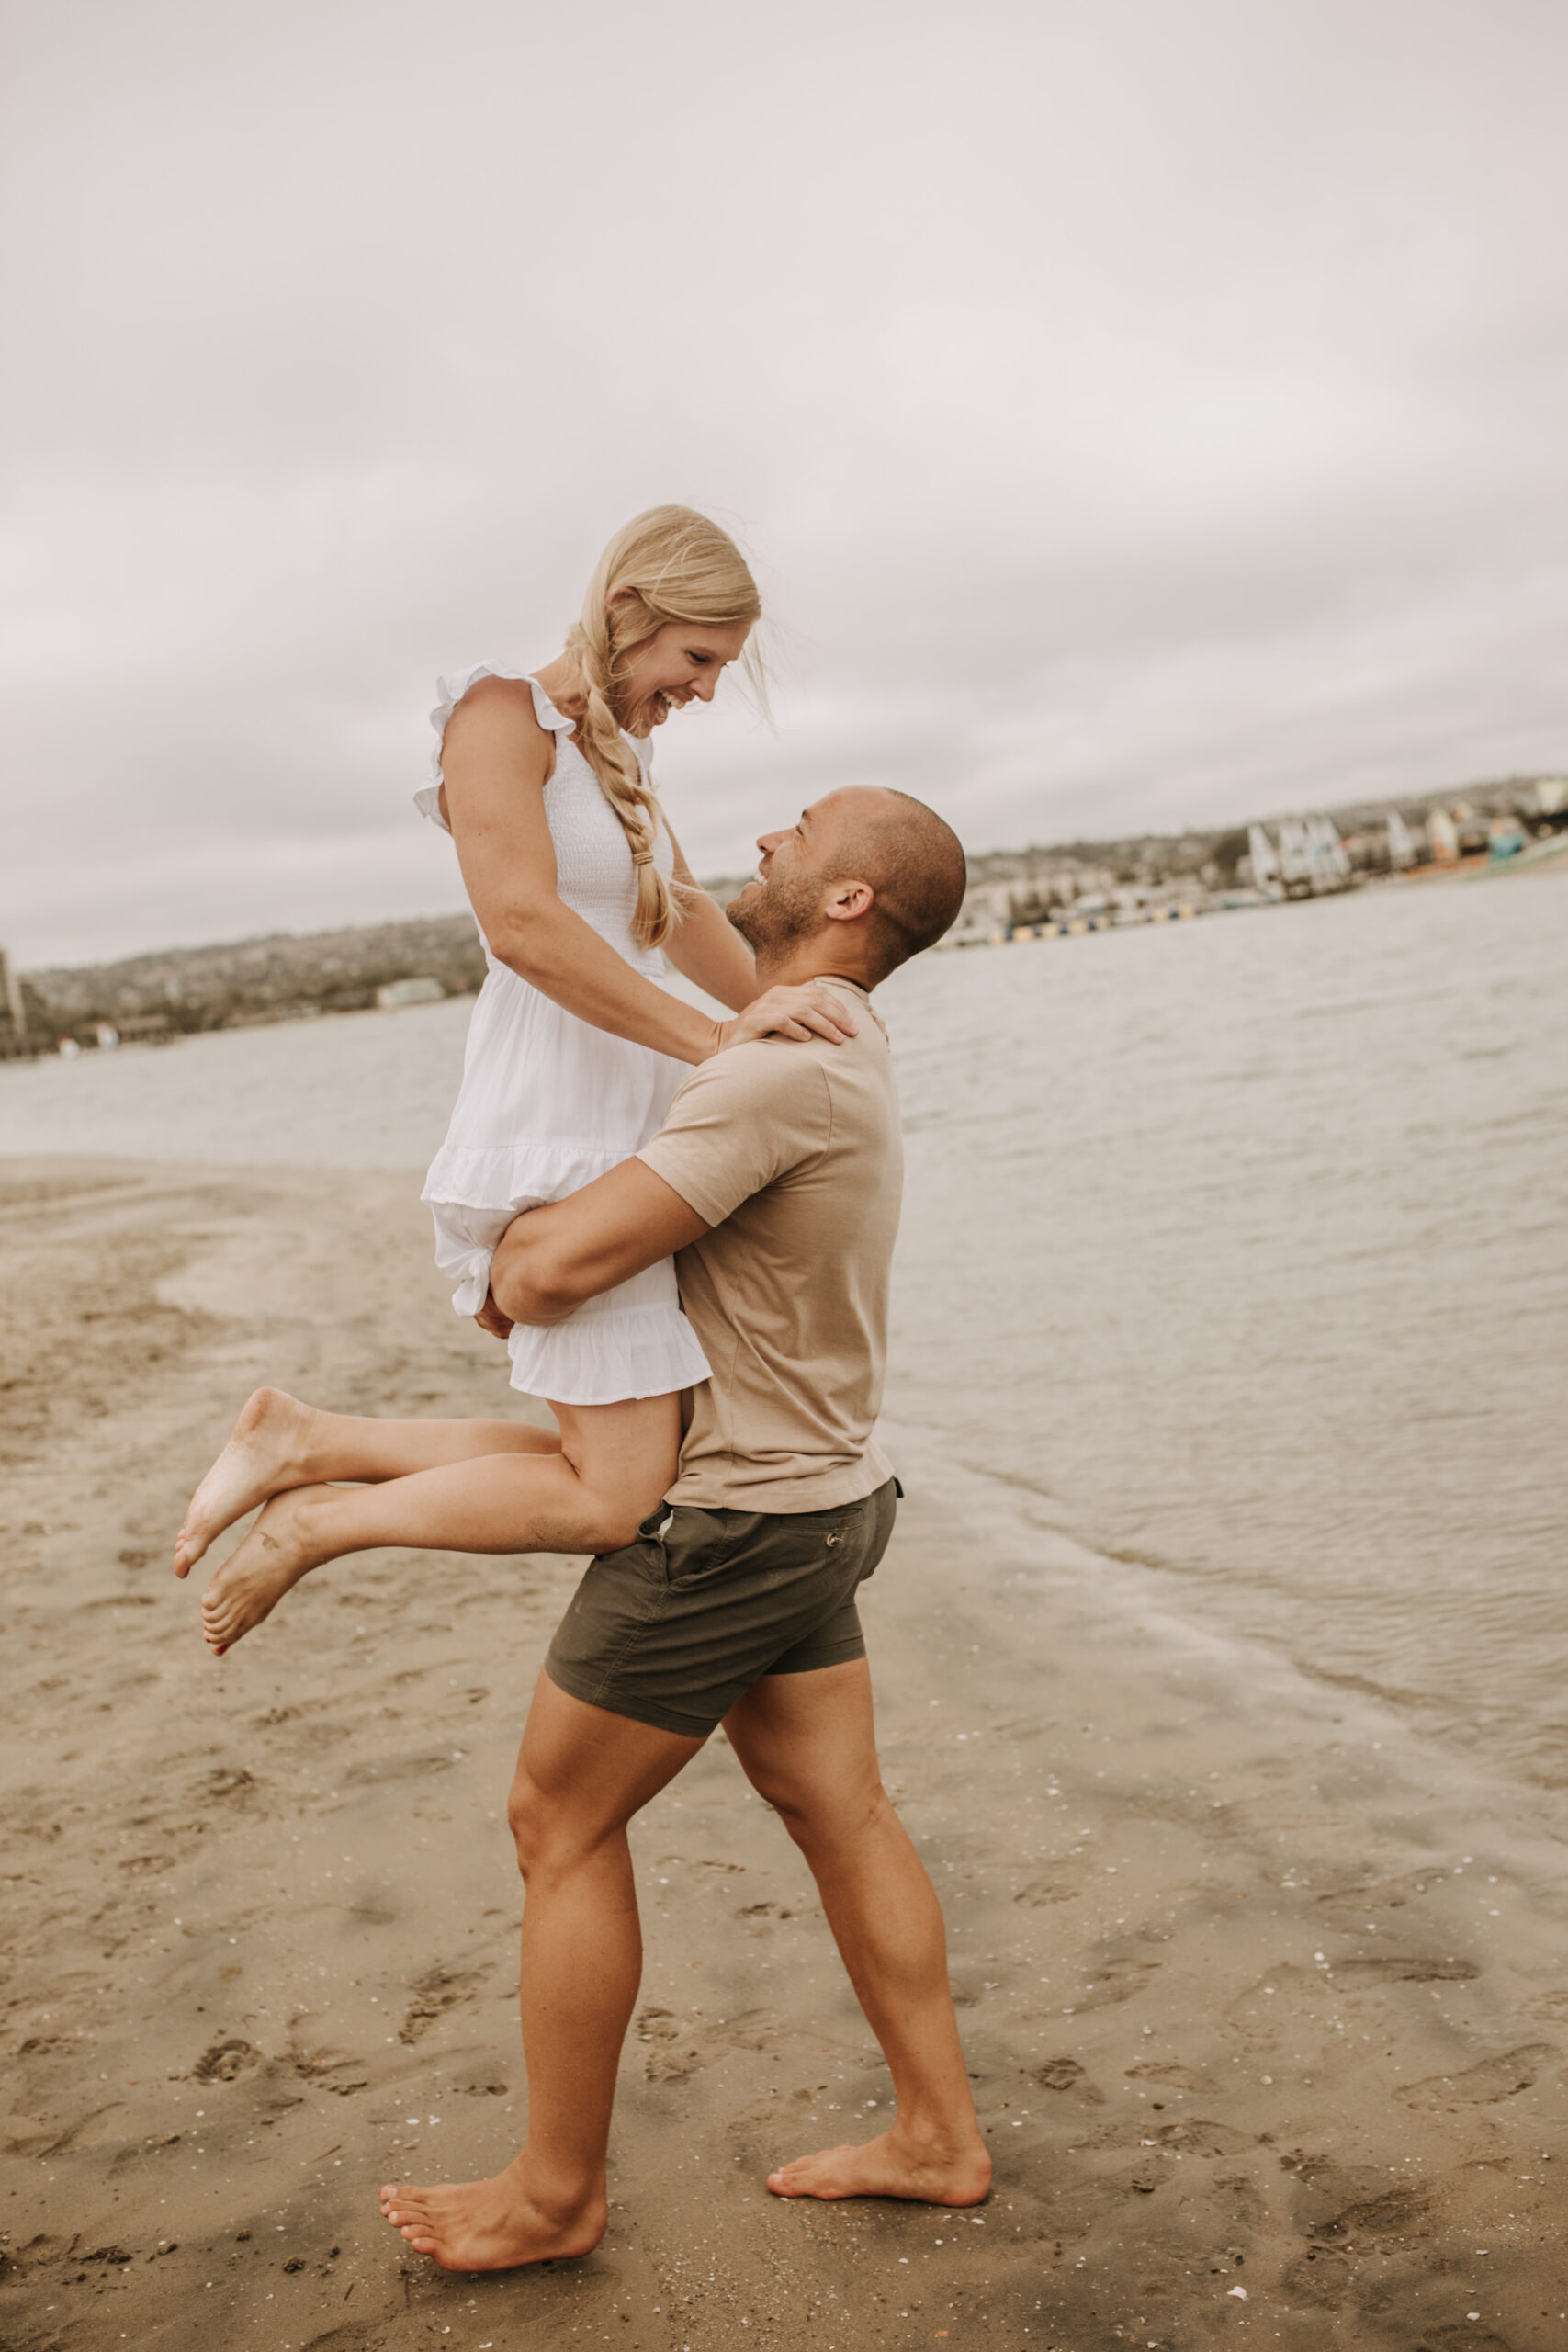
197, 1393, 680, 1655
175, 1387, 562, 1575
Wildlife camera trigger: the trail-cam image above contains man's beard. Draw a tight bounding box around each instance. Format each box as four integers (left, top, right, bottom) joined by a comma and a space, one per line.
727, 867, 825, 958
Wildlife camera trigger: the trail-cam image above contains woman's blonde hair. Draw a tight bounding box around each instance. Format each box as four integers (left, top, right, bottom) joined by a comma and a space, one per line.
564, 505, 762, 948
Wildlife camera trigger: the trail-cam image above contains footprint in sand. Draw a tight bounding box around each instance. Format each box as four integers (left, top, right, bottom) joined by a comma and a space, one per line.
192, 2039, 264, 2082
635, 2007, 703, 2085
1124, 2060, 1214, 2093
1071, 1956, 1159, 2010
1012, 1871, 1083, 1907
644, 2046, 703, 2085
1032, 2056, 1104, 2105
399, 1962, 490, 2045
1395, 2041, 1559, 2111
289, 2047, 369, 2095
1153, 2118, 1258, 2156
1310, 2180, 1432, 2244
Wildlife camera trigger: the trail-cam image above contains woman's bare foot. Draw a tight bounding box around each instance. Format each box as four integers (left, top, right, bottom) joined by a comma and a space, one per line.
199, 1484, 336, 1655
766, 2124, 991, 2206
378, 2156, 607, 2273
175, 1387, 320, 1577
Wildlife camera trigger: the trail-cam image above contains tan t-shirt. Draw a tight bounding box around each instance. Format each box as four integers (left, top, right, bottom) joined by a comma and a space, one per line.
636, 979, 901, 1511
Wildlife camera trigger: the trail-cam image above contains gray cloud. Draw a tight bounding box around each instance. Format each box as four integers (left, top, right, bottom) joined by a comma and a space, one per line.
5, 0, 1566, 962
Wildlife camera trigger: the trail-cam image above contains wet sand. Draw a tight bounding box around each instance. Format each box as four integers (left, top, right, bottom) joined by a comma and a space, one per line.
2, 1157, 1564, 2350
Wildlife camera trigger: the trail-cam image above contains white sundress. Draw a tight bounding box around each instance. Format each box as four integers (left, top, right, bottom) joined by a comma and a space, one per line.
414, 665, 713, 1406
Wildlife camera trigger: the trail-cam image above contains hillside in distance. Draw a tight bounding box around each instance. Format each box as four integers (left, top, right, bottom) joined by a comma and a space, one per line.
23, 913, 489, 1035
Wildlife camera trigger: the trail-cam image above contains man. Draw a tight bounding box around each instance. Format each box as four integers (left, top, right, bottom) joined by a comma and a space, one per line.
379, 785, 987, 2272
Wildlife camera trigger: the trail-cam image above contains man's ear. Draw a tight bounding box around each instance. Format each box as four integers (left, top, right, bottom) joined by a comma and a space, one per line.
824, 879, 874, 923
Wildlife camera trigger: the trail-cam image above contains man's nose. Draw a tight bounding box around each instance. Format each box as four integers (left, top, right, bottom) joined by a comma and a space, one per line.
757, 829, 784, 855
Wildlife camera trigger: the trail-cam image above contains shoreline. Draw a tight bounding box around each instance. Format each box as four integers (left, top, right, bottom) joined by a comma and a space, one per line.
5, 846, 1562, 1067
2, 1157, 1565, 2348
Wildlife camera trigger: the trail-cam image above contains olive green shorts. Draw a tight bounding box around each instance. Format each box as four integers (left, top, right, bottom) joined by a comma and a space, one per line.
544, 1478, 898, 1739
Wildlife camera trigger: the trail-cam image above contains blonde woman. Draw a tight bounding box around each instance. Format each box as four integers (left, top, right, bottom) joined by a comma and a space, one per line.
175, 507, 859, 1650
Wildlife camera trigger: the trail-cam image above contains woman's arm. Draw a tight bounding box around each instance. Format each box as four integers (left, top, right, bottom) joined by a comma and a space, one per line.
440, 681, 857, 1061
660, 818, 761, 1013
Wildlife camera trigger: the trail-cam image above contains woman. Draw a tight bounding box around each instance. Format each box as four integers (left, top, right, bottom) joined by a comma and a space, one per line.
175, 506, 858, 1651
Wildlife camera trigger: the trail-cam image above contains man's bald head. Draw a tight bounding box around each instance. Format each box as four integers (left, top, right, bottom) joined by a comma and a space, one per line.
819, 787, 968, 981
728, 786, 968, 987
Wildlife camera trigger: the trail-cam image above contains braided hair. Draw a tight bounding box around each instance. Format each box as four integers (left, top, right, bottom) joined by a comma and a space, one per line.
563, 506, 762, 948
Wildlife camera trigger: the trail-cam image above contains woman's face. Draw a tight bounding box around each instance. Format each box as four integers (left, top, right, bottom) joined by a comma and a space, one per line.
615, 616, 752, 733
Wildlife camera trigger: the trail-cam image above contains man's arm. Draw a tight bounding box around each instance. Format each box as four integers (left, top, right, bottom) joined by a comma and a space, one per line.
487, 1159, 712, 1330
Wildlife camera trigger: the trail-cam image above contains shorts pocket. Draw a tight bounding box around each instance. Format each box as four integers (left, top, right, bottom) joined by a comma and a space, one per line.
592, 1525, 672, 1590
659, 1510, 739, 1589
685, 1498, 874, 1593
816, 1493, 874, 1552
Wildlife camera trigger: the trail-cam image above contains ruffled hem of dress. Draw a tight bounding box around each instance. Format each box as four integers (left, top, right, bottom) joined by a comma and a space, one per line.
415, 666, 574, 834
423, 1137, 639, 1211
506, 1303, 712, 1407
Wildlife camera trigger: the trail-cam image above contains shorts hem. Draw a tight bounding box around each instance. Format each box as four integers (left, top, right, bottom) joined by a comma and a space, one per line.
766, 1632, 868, 1677
543, 1660, 716, 1742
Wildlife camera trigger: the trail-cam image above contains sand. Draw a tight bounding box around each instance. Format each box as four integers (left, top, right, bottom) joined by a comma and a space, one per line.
1, 1156, 1564, 2351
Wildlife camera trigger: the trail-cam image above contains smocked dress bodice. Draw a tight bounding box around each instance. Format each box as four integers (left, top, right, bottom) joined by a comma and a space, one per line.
414, 664, 674, 972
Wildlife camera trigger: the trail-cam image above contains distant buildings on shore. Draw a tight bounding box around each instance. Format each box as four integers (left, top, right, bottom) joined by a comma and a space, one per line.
937, 772, 1568, 949
1245, 815, 1351, 897
4, 775, 1564, 1059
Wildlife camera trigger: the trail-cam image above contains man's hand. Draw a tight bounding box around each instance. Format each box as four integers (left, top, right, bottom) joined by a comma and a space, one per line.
474, 1290, 514, 1342
489, 1161, 711, 1328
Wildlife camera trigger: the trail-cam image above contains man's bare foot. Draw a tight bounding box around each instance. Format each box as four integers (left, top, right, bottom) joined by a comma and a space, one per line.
175, 1387, 319, 1577
766, 2124, 991, 2205
378, 2156, 607, 2273
199, 1484, 336, 1654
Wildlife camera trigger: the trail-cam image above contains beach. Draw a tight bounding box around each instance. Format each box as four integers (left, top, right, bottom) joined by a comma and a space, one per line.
3, 1155, 1565, 2349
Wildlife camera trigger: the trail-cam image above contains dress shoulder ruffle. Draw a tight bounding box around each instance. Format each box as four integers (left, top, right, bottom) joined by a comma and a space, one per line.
414, 667, 576, 833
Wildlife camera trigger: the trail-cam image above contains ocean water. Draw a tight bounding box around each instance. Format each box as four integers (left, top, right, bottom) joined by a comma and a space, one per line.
6, 870, 1565, 1784
882, 870, 1568, 1789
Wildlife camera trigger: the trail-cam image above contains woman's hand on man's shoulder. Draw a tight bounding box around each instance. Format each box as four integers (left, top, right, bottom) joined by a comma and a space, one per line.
708, 983, 863, 1056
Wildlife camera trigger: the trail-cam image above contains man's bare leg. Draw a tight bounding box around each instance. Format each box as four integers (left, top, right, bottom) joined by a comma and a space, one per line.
175, 1388, 563, 1576
724, 1659, 991, 2204
197, 1395, 679, 1653
380, 1675, 703, 2271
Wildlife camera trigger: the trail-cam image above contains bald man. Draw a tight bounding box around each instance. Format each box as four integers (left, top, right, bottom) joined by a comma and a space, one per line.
380, 786, 987, 2273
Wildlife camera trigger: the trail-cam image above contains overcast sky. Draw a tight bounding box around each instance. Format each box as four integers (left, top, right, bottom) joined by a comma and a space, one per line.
4, 0, 1565, 967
